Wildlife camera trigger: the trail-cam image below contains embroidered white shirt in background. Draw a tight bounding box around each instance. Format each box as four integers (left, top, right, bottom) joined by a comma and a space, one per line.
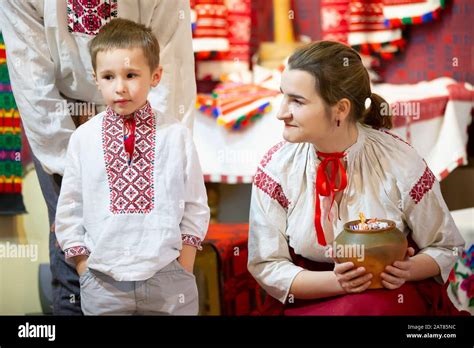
55, 103, 209, 281
0, 0, 196, 175
248, 123, 465, 303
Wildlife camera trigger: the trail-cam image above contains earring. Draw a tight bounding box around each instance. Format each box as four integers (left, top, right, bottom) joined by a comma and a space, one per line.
337, 120, 340, 127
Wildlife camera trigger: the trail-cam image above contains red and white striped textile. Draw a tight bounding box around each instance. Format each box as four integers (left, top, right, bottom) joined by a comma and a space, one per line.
373, 78, 473, 180
192, 0, 229, 53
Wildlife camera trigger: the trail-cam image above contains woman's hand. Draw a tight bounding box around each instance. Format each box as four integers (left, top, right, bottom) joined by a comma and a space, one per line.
334, 262, 372, 293
381, 247, 415, 290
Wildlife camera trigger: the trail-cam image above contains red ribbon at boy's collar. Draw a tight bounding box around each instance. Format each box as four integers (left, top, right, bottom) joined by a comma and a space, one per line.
123, 115, 136, 163
314, 151, 348, 246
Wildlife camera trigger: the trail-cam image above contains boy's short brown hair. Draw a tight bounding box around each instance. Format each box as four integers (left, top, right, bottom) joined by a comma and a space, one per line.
89, 18, 160, 72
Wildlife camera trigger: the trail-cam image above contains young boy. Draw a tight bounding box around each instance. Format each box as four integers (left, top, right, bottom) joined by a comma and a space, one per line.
55, 18, 209, 315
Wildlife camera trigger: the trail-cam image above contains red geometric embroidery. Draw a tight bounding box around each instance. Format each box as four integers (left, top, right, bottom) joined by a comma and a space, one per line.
409, 165, 436, 204
64, 245, 91, 259
67, 0, 118, 36
253, 167, 290, 209
182, 234, 203, 251
260, 141, 286, 168
102, 102, 155, 214
375, 127, 413, 148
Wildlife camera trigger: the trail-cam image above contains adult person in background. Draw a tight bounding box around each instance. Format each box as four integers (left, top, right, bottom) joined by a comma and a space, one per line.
0, 0, 196, 315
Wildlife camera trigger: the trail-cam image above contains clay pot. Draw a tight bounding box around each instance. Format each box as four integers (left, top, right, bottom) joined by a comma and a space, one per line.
333, 219, 408, 289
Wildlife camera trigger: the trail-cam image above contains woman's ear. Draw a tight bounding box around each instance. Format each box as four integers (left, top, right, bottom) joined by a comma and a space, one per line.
335, 98, 351, 121
151, 66, 163, 88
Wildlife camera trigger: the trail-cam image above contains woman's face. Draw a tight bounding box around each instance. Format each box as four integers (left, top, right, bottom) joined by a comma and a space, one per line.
277, 68, 335, 144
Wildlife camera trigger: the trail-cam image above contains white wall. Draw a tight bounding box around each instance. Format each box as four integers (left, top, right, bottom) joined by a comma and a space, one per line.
0, 168, 49, 314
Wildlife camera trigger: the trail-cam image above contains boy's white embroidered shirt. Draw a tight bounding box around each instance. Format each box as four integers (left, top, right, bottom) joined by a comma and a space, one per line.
248, 123, 465, 303
55, 103, 209, 281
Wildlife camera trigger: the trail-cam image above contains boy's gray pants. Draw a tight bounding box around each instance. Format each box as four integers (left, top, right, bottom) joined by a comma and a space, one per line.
80, 259, 199, 315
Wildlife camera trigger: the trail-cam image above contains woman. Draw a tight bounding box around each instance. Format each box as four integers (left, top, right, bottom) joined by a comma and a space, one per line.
247, 41, 466, 315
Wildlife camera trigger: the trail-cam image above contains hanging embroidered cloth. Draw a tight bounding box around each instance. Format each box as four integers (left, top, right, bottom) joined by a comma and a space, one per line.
321, 0, 446, 64
192, 0, 230, 58
348, 0, 405, 60
383, 0, 446, 28
192, 0, 251, 81
320, 0, 351, 44
0, 32, 26, 214
225, 0, 251, 63
321, 0, 404, 62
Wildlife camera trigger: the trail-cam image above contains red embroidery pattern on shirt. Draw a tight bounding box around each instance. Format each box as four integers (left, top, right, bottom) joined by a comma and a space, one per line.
182, 234, 203, 251
67, 0, 118, 36
102, 102, 155, 214
409, 165, 435, 204
64, 246, 90, 259
253, 168, 290, 209
260, 141, 286, 168
373, 127, 413, 148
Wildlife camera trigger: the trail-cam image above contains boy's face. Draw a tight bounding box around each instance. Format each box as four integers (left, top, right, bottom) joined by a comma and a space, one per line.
94, 47, 162, 116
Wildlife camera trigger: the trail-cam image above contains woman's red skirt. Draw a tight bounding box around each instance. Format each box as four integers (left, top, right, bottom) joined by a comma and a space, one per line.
257, 237, 469, 316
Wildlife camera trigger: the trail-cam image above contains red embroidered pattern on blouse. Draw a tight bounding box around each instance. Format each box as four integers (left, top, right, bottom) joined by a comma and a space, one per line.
182, 234, 203, 251
67, 0, 118, 36
409, 165, 435, 204
375, 127, 413, 148
260, 141, 286, 168
253, 167, 290, 209
102, 102, 155, 214
64, 245, 90, 259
